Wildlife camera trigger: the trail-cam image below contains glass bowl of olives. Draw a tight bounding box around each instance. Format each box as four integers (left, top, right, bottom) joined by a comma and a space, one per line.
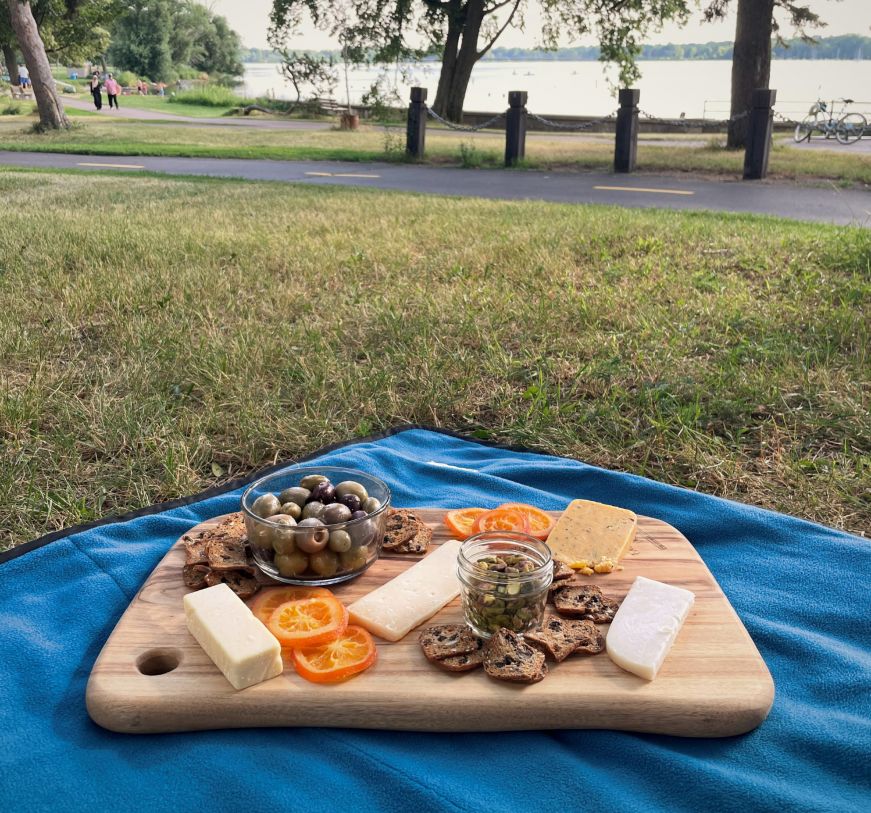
241, 466, 391, 586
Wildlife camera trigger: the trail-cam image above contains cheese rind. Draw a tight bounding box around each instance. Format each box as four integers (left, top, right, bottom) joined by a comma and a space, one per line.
547, 499, 637, 572
348, 540, 462, 642
606, 576, 694, 681
184, 583, 283, 690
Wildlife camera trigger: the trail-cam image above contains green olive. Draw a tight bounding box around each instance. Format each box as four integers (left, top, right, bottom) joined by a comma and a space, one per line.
340, 545, 369, 572
310, 549, 339, 577
299, 474, 328, 490
251, 493, 281, 518
244, 515, 272, 550
296, 517, 328, 553
361, 497, 381, 514
322, 503, 352, 525
348, 517, 375, 547
335, 480, 368, 503
275, 551, 309, 578
328, 529, 352, 553
301, 501, 326, 520
266, 512, 297, 543
279, 501, 302, 520
278, 487, 310, 508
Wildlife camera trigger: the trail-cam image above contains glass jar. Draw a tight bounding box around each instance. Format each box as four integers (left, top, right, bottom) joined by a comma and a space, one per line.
457, 531, 553, 638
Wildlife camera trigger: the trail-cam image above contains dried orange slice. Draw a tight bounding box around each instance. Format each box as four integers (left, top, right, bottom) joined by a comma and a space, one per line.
497, 503, 555, 541
444, 507, 487, 540
471, 507, 532, 535
248, 586, 333, 626
267, 596, 348, 647
291, 625, 377, 683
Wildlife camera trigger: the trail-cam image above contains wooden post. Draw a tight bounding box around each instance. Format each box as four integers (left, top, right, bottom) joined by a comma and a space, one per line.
504, 91, 527, 167
614, 88, 640, 173
406, 86, 427, 160
743, 88, 776, 180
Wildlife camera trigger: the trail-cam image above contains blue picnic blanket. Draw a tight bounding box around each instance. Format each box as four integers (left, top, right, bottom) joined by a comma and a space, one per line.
1, 427, 868, 812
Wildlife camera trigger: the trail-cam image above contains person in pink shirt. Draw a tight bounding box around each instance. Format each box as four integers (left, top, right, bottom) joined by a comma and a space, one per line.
104, 73, 121, 110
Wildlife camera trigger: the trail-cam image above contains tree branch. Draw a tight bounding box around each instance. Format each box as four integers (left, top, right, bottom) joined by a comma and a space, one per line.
477, 0, 522, 58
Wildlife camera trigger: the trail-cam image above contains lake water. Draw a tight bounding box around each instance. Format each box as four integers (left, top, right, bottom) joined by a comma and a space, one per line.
242, 59, 871, 120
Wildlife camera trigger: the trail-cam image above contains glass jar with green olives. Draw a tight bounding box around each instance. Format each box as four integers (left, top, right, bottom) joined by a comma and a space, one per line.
241, 466, 391, 586
457, 531, 553, 638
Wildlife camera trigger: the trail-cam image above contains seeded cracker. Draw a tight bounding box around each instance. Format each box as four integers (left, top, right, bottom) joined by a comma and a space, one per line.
419, 624, 480, 662
552, 584, 620, 623
552, 559, 575, 582
204, 568, 259, 600
525, 614, 605, 662
184, 536, 209, 567
391, 524, 432, 555
483, 628, 547, 684
437, 637, 486, 672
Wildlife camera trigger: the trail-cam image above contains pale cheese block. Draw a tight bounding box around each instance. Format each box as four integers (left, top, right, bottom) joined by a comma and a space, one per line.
606, 576, 695, 681
183, 583, 283, 690
547, 499, 637, 572
348, 540, 463, 642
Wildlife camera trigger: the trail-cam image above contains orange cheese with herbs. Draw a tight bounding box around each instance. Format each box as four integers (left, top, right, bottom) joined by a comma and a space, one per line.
547, 499, 637, 574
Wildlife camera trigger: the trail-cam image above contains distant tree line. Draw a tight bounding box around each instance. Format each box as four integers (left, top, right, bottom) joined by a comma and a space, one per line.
242, 34, 871, 66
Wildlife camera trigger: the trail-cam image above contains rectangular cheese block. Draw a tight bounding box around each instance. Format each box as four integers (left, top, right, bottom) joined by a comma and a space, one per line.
547, 499, 637, 573
606, 576, 695, 681
183, 583, 283, 690
348, 540, 463, 642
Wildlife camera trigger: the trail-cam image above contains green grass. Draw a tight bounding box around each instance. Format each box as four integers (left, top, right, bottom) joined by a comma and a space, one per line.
0, 118, 868, 185
167, 85, 243, 108
0, 169, 868, 550
73, 93, 240, 119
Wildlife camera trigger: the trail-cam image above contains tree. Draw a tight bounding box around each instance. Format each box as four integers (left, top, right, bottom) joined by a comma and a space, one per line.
5, 0, 69, 128
269, 0, 691, 121
705, 0, 823, 148
277, 49, 336, 110
108, 0, 171, 80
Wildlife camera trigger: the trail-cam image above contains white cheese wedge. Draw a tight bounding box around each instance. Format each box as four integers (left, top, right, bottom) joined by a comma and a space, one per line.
183, 583, 283, 690
606, 576, 695, 681
348, 540, 463, 642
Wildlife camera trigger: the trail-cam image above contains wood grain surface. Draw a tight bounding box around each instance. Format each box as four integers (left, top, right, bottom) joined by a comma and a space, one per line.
86, 510, 774, 737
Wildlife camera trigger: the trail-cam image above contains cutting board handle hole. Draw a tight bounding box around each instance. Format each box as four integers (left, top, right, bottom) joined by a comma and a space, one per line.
137, 648, 181, 676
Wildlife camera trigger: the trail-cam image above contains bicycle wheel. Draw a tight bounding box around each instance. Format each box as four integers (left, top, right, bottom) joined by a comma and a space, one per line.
794, 116, 815, 142
836, 113, 866, 144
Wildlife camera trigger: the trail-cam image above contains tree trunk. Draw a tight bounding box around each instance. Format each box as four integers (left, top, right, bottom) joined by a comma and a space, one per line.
432, 2, 463, 118
5, 0, 69, 129
2, 43, 19, 86
432, 0, 486, 122
727, 0, 774, 149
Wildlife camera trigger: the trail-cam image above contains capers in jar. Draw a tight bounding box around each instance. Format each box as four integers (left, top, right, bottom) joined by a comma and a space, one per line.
279, 501, 302, 520
328, 529, 352, 553
299, 474, 328, 490
278, 487, 310, 508
321, 502, 352, 525
251, 493, 281, 519
310, 549, 339, 577
335, 480, 368, 503
275, 551, 309, 578
301, 501, 326, 520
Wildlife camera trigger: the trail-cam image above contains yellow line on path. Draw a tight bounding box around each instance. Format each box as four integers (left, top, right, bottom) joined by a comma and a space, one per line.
304, 171, 381, 179
77, 161, 145, 169
593, 185, 695, 196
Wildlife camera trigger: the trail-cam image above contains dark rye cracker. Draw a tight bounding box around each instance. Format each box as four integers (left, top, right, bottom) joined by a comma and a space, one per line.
552, 584, 620, 623
182, 563, 211, 590
183, 537, 209, 567
437, 637, 486, 672
525, 614, 605, 662
552, 559, 575, 582
390, 524, 432, 555
206, 537, 248, 571
382, 508, 425, 549
419, 624, 480, 662
483, 628, 547, 684
204, 568, 260, 600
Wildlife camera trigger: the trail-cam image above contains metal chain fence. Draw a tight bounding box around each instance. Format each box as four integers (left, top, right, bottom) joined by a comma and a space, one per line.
426, 107, 505, 131
527, 111, 616, 131
638, 109, 748, 128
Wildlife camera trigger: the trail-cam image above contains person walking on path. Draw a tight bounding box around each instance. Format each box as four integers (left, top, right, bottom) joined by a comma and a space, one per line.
104, 73, 120, 110
89, 72, 103, 110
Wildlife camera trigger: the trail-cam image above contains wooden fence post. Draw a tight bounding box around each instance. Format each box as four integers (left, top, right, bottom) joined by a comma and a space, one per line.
614, 88, 640, 173
743, 89, 776, 180
406, 87, 428, 160
504, 91, 528, 167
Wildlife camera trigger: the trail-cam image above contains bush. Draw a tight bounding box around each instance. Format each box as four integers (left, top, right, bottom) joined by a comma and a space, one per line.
116, 71, 138, 88
167, 85, 241, 107
0, 100, 23, 116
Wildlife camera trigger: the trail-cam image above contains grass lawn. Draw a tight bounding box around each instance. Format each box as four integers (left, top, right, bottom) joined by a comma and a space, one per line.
0, 169, 868, 550
0, 117, 868, 186
68, 92, 241, 119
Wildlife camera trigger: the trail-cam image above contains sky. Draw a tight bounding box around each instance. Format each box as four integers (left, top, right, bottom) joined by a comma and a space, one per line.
212, 0, 871, 50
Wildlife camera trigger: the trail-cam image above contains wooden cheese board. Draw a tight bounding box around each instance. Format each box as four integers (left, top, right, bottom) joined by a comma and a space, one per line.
86, 510, 774, 737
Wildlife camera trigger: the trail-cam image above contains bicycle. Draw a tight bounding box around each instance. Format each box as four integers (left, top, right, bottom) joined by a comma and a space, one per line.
793, 98, 867, 145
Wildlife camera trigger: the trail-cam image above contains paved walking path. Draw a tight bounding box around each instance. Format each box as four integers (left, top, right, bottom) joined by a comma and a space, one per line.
1, 149, 868, 226
63, 96, 331, 130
